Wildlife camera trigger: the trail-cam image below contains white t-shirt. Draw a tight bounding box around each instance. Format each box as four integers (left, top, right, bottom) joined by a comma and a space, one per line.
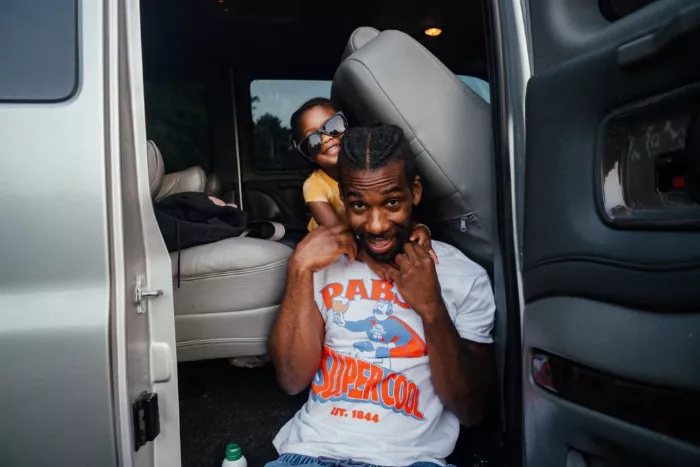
273, 241, 495, 466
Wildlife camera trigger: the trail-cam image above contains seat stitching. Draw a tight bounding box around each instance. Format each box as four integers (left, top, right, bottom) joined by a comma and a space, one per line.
347, 27, 379, 56
197, 167, 206, 191
349, 27, 362, 54
172, 259, 289, 281
177, 337, 268, 347
162, 171, 182, 197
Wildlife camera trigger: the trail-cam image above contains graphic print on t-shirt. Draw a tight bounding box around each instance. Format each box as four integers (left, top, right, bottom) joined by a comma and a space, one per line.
333, 299, 427, 368
311, 279, 428, 422
273, 243, 495, 466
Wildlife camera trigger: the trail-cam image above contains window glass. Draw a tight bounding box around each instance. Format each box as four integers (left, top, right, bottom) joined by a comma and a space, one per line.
248, 77, 487, 172
144, 81, 212, 174
250, 80, 332, 171
0, 0, 78, 102
458, 76, 490, 103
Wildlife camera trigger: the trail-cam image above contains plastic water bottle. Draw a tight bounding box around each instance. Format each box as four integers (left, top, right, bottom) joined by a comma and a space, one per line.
222, 443, 247, 467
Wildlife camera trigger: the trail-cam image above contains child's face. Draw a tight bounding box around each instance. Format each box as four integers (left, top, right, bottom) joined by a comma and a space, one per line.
299, 106, 343, 170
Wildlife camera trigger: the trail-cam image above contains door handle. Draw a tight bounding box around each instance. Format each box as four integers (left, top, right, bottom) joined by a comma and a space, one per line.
618, 3, 700, 66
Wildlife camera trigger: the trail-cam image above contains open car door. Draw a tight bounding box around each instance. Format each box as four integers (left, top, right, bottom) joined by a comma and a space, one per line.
113, 0, 182, 465
0, 1, 180, 466
520, 0, 700, 465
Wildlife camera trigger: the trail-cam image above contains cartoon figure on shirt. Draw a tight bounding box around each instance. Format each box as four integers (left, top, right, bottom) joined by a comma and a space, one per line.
333, 299, 427, 368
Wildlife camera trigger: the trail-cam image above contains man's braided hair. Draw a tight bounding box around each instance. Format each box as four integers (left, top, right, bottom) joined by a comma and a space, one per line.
338, 124, 417, 194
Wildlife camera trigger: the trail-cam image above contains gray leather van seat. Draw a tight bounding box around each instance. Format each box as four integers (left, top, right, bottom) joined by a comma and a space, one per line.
147, 140, 293, 361
332, 27, 494, 272
332, 32, 505, 461
147, 147, 222, 201
155, 165, 207, 201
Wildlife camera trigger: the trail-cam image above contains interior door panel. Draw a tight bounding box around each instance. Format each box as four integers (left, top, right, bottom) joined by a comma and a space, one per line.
523, 1, 700, 465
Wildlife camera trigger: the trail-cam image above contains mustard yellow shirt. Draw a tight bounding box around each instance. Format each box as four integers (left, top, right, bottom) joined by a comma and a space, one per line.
303, 169, 347, 231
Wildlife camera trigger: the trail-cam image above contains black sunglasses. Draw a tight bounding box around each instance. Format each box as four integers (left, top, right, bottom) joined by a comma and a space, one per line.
294, 112, 348, 160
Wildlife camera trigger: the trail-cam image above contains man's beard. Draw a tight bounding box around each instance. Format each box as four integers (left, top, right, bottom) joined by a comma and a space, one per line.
356, 223, 410, 264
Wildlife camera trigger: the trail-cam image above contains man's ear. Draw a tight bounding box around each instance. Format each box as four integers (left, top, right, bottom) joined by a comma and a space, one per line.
412, 175, 422, 206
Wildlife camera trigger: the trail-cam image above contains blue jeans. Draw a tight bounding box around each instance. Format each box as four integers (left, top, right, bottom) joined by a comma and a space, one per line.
265, 453, 452, 467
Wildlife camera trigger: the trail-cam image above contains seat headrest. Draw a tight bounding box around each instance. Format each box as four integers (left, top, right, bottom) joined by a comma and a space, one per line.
147, 140, 165, 198
332, 28, 494, 269
341, 27, 380, 62
155, 165, 207, 201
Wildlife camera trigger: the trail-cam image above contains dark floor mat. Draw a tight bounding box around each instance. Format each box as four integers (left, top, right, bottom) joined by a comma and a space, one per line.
178, 360, 307, 467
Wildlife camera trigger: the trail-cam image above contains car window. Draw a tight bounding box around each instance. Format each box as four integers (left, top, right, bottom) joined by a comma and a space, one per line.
144, 81, 212, 173
458, 75, 490, 103
250, 79, 331, 171
248, 77, 488, 172
0, 0, 78, 102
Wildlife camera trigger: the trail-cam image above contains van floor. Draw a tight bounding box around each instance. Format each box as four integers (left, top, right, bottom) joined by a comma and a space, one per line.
178, 360, 307, 467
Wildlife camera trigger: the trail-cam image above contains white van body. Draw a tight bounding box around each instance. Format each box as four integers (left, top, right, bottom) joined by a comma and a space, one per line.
0, 1, 179, 466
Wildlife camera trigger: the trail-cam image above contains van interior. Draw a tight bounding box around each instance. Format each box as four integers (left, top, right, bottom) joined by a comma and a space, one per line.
139, 0, 507, 466
4, 1, 700, 467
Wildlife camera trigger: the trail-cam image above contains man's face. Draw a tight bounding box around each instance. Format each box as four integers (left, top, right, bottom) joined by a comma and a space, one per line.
342, 159, 422, 263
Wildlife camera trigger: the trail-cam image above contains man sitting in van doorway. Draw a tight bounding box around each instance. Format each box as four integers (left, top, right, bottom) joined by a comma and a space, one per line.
268, 124, 496, 467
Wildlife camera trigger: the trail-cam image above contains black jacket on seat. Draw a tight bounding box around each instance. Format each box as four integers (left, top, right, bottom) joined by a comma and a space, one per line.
154, 191, 248, 253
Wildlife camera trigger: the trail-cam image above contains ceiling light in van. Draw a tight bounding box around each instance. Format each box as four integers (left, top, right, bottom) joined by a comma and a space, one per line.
424, 27, 442, 37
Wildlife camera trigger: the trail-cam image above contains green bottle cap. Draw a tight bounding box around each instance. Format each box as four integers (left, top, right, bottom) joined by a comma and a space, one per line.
225, 443, 242, 461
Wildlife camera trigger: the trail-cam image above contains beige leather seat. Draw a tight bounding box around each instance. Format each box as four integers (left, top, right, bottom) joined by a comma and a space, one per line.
147, 142, 208, 200
155, 165, 207, 201
147, 140, 293, 362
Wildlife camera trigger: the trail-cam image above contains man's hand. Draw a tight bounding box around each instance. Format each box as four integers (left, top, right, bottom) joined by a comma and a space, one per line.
270, 226, 356, 394
385, 243, 443, 322
385, 243, 495, 426
291, 224, 357, 272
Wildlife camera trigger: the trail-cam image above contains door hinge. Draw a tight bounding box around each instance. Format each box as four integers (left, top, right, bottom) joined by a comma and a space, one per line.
135, 274, 163, 314
132, 391, 160, 452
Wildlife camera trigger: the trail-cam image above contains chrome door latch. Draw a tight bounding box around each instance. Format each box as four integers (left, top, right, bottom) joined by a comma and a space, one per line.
135, 275, 163, 314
